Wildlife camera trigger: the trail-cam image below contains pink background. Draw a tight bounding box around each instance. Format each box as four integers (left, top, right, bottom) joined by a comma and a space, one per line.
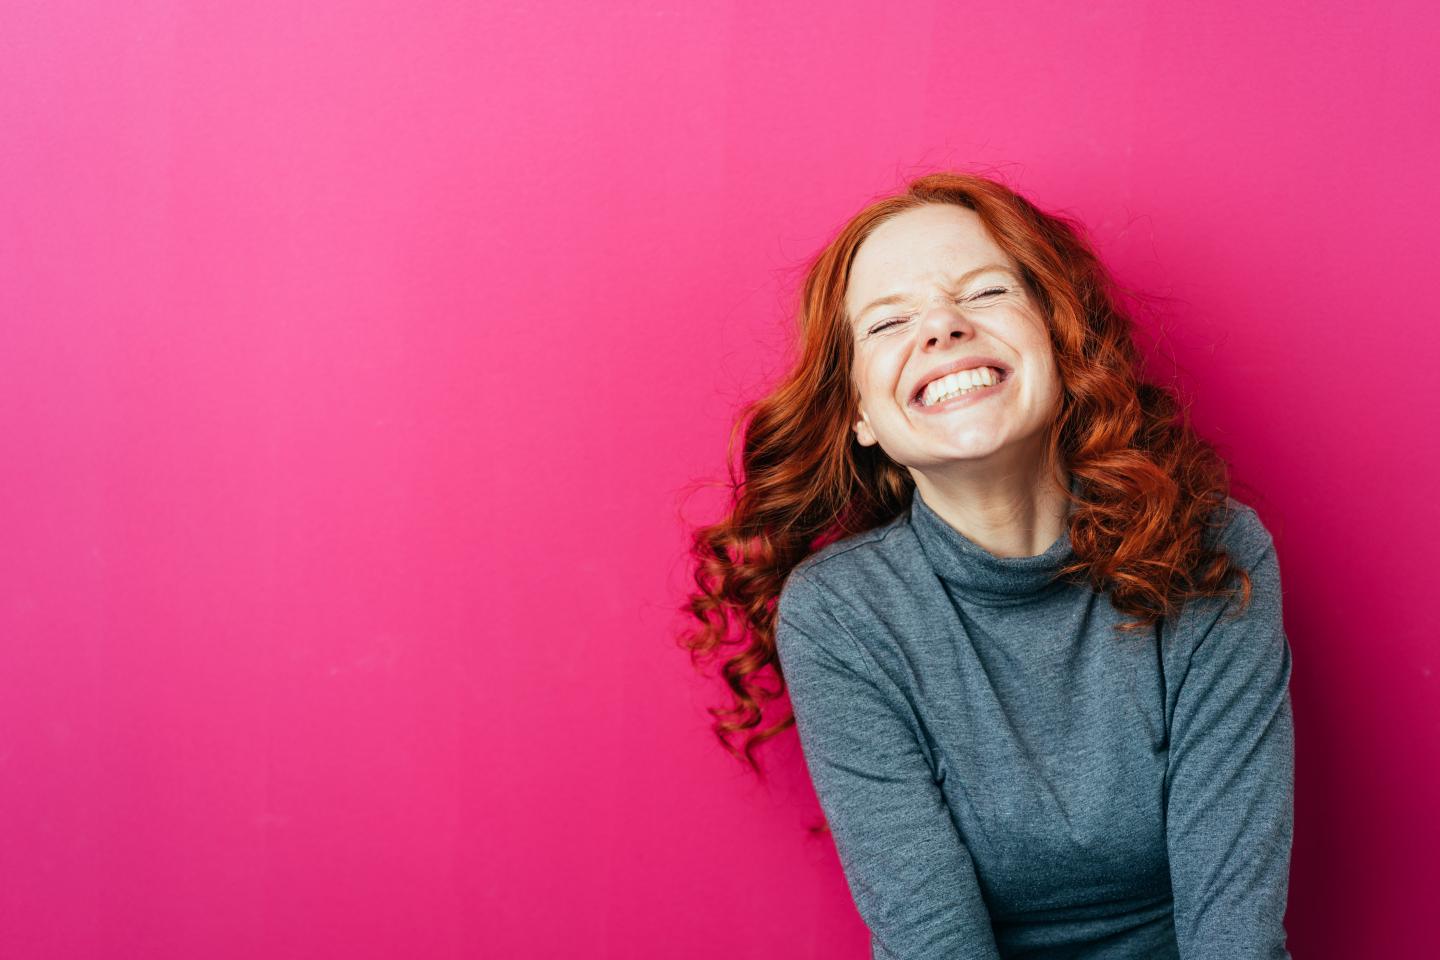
3, 1, 1437, 957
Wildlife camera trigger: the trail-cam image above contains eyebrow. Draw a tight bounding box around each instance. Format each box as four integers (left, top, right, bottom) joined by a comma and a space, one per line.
852, 263, 1020, 325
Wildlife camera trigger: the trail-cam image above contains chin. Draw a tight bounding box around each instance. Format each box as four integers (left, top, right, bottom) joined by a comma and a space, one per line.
937, 432, 1007, 456
914, 444, 1005, 467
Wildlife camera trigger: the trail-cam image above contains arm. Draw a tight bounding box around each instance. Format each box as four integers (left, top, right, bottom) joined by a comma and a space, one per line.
776, 574, 1002, 960
1165, 523, 1296, 959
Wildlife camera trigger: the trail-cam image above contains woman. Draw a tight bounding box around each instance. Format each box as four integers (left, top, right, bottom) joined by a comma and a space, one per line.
679, 171, 1295, 959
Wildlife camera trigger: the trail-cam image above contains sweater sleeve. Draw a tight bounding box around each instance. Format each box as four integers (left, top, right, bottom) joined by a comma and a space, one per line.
776, 573, 1002, 960
1165, 513, 1296, 959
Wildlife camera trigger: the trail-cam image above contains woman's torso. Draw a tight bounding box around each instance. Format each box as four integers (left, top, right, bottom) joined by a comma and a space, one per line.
796, 495, 1187, 956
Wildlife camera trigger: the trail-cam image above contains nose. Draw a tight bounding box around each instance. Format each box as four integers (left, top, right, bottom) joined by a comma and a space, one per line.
915, 296, 975, 348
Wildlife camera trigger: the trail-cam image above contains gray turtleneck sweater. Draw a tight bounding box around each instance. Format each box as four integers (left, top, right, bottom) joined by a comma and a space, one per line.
774, 488, 1295, 959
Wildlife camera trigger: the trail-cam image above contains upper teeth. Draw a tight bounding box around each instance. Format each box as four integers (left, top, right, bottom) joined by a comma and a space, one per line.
920, 367, 1001, 406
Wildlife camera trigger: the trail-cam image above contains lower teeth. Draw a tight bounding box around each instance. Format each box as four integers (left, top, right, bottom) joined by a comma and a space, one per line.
932, 385, 985, 405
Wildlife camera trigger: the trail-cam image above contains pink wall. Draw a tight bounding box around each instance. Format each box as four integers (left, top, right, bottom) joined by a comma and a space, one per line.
2, 1, 1436, 957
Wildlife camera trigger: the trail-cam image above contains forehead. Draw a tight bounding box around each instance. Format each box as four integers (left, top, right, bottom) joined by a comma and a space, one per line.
845, 204, 1011, 306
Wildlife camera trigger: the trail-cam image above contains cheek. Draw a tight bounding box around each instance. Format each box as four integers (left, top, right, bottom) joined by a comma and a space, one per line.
1025, 331, 1058, 377
1036, 358, 1063, 406
1019, 348, 1061, 404
854, 359, 894, 403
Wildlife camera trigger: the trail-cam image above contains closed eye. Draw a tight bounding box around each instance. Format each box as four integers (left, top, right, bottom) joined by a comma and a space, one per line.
866, 287, 1009, 335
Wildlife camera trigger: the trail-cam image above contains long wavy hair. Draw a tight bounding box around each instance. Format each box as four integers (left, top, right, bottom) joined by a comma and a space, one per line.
678, 170, 1255, 778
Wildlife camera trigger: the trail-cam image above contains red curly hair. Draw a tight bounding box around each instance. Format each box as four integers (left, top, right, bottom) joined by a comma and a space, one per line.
678, 170, 1255, 778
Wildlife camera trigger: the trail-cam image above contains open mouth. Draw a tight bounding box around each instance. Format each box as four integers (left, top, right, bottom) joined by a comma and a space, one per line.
910, 365, 1011, 408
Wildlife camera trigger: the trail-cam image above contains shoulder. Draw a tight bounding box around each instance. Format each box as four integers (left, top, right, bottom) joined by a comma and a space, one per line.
1211, 496, 1278, 573
1174, 496, 1285, 642
778, 511, 916, 628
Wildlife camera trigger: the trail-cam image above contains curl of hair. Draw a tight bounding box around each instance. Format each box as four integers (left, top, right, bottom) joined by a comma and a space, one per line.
677, 170, 1254, 784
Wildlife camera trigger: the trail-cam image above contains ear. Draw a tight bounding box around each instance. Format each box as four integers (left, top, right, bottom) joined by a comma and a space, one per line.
853, 410, 877, 447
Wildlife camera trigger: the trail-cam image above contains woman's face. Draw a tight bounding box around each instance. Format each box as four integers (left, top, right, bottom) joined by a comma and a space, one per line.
843, 203, 1062, 478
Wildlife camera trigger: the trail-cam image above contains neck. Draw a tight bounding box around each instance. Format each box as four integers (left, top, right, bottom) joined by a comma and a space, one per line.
909, 446, 1071, 559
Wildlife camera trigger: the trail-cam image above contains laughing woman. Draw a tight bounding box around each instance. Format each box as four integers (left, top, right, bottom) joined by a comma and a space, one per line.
680, 172, 1295, 959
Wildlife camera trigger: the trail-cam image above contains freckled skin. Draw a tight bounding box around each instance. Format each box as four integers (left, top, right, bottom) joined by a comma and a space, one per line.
845, 203, 1063, 493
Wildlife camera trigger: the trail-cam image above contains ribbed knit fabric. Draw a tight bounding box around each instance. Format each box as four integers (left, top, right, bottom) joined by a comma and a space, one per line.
775, 487, 1295, 959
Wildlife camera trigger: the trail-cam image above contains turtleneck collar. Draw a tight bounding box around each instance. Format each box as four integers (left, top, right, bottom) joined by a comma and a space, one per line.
907, 483, 1077, 606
